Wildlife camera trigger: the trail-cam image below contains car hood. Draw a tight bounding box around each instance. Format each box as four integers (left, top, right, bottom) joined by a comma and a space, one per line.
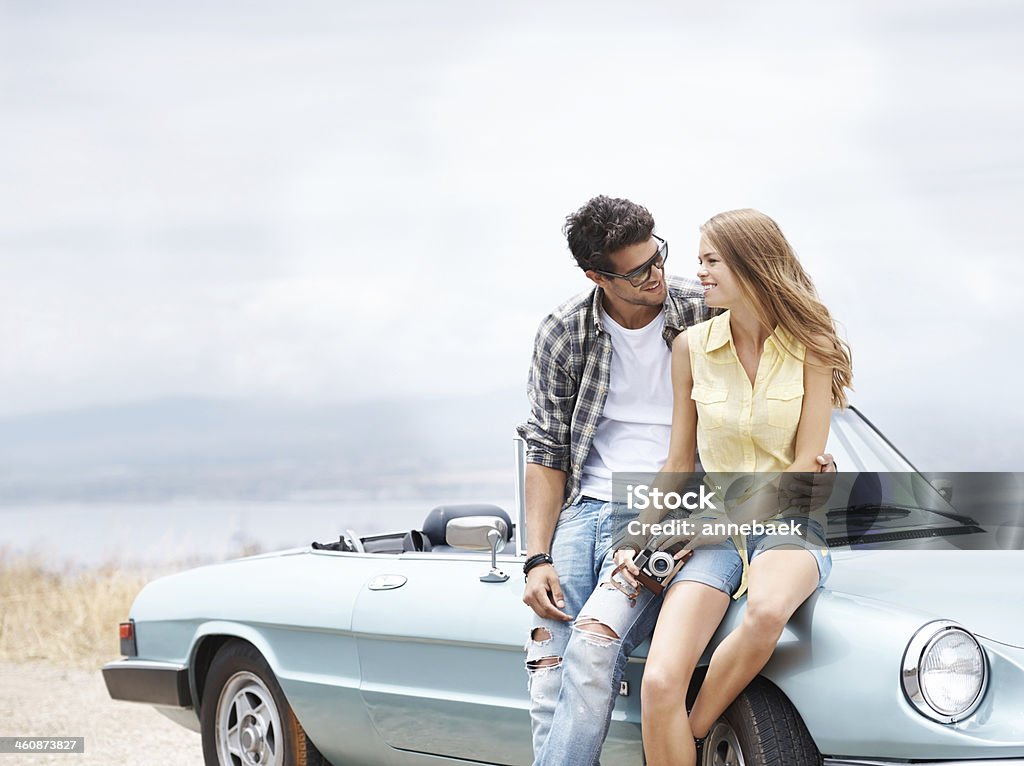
827, 549, 1024, 648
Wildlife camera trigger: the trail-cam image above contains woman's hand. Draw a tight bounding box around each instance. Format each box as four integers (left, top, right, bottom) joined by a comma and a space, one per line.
613, 548, 641, 588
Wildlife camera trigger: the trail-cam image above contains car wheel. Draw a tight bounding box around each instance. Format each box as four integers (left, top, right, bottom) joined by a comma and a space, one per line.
201, 640, 327, 766
701, 678, 821, 766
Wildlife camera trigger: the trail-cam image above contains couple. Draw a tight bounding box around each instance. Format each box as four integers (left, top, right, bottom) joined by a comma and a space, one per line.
518, 196, 853, 766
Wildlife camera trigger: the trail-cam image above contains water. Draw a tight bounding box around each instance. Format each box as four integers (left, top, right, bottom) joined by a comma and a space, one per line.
0, 497, 514, 569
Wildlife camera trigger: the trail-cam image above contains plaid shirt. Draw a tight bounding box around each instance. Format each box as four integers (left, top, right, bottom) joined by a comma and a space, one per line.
517, 276, 711, 509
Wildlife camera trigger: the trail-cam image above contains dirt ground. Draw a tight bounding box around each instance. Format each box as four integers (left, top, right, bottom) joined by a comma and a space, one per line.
0, 660, 203, 766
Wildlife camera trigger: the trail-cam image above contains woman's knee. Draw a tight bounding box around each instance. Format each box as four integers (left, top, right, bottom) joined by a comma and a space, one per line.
742, 599, 791, 639
641, 662, 691, 708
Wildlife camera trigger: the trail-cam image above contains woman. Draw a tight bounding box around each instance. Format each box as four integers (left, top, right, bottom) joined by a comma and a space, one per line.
616, 209, 853, 766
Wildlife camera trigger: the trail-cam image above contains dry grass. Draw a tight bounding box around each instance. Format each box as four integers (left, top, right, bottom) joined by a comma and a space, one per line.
0, 548, 184, 669
0, 540, 265, 670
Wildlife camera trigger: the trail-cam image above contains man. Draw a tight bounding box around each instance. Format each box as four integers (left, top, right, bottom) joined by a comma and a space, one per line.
518, 195, 832, 766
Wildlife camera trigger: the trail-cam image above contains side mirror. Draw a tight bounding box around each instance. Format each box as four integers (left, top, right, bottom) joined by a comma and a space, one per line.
446, 516, 509, 583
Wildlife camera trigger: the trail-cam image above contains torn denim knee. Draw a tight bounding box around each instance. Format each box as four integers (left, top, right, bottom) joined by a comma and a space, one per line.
526, 647, 563, 700
526, 625, 566, 678
529, 626, 553, 646
526, 654, 561, 670
573, 616, 621, 648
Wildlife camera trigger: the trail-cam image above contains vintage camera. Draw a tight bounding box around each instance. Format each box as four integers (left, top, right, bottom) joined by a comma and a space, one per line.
613, 537, 689, 599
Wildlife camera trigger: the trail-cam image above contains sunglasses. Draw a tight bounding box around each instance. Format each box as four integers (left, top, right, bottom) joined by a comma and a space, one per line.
593, 235, 668, 288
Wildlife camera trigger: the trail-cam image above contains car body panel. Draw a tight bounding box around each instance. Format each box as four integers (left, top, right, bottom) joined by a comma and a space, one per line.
821, 550, 1024, 645
352, 554, 530, 765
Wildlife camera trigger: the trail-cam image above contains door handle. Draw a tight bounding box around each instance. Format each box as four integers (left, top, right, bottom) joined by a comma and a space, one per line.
368, 574, 407, 591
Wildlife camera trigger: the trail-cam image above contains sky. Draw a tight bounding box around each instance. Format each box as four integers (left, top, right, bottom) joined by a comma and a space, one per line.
1, 0, 1022, 470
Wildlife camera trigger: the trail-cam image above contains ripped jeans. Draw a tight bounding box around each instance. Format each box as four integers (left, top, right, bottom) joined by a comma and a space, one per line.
525, 498, 662, 766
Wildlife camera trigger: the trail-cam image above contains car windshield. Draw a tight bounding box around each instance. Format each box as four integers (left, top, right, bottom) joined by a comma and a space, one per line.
822, 408, 987, 550
825, 407, 915, 473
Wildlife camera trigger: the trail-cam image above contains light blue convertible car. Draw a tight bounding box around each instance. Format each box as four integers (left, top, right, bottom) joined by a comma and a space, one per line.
103, 407, 1024, 766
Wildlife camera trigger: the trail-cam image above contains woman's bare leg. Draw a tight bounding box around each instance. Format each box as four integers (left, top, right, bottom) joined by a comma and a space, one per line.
642, 582, 730, 766
688, 548, 819, 739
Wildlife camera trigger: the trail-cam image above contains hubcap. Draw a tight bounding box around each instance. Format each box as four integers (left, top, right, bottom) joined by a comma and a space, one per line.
704, 719, 747, 766
216, 670, 284, 766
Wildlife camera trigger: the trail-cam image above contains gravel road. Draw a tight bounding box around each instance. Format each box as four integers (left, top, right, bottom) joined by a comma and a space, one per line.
0, 660, 203, 765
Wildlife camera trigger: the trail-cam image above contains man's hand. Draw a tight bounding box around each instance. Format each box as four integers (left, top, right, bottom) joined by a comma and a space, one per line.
523, 564, 572, 621
779, 454, 837, 513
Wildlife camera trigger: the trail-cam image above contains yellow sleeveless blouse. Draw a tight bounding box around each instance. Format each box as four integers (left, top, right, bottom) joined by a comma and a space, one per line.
688, 311, 805, 473
687, 311, 806, 598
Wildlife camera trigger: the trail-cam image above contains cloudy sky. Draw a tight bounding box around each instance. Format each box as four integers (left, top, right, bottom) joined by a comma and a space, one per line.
1, 0, 1022, 470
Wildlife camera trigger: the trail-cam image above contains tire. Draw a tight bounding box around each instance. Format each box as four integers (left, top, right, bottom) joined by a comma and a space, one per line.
200, 640, 328, 766
701, 678, 821, 766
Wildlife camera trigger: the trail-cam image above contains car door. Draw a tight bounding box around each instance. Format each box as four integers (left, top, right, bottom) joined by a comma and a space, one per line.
351, 549, 531, 765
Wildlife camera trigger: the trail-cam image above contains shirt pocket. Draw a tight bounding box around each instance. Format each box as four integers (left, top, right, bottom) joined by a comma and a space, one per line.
765, 383, 804, 428
691, 385, 730, 430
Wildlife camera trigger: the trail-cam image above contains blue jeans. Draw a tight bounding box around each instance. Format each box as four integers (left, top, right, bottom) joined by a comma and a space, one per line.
525, 498, 663, 766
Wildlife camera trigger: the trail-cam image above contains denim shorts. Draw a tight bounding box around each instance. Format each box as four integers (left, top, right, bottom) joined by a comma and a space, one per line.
666, 516, 832, 597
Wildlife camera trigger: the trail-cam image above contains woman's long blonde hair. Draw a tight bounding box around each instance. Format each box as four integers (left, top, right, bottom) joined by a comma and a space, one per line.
701, 209, 853, 408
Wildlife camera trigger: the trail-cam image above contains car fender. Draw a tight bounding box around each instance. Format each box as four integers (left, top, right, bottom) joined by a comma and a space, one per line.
748, 589, 1024, 759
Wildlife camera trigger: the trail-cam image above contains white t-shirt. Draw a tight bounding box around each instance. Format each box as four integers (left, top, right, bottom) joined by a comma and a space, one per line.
579, 308, 674, 501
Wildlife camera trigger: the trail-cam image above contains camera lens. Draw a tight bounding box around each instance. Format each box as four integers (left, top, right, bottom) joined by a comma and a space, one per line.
649, 552, 673, 576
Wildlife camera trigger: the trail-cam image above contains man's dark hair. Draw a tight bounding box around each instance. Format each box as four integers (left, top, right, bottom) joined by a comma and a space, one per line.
563, 195, 656, 272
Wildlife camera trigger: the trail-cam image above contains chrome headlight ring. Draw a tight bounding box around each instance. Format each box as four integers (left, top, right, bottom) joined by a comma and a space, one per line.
901, 619, 988, 724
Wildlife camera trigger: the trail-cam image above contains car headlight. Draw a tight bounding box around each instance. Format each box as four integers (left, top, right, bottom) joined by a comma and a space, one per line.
901, 620, 988, 723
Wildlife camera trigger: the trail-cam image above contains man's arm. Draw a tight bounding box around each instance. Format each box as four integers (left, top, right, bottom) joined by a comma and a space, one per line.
522, 463, 572, 621
516, 314, 576, 621
525, 463, 567, 559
